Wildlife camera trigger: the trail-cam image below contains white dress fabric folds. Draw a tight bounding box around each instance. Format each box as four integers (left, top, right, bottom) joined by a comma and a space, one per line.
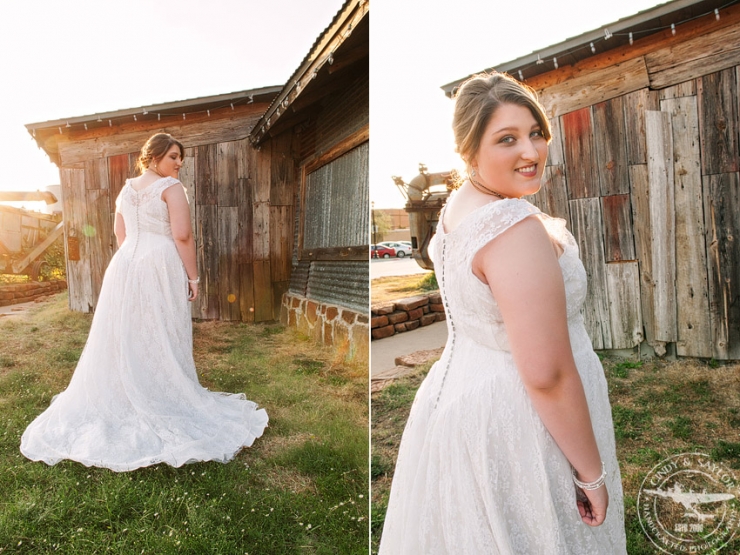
379, 198, 627, 554
21, 177, 268, 472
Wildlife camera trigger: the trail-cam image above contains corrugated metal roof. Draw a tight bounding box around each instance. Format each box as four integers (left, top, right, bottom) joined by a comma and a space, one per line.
441, 0, 737, 95
249, 0, 369, 144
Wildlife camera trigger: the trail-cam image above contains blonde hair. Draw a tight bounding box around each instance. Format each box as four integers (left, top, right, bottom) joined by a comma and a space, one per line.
452, 72, 551, 173
136, 133, 184, 175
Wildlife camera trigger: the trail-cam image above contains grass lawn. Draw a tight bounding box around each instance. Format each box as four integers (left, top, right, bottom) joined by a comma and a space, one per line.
0, 293, 368, 554
371, 355, 740, 554
370, 274, 437, 306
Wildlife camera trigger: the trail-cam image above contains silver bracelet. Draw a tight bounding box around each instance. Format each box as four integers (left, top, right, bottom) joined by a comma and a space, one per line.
572, 462, 606, 490
188, 276, 200, 284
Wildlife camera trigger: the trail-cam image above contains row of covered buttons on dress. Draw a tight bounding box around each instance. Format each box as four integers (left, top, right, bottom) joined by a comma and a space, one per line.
434, 235, 455, 409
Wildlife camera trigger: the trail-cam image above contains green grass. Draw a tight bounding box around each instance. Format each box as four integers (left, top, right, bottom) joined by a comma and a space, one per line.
0, 293, 368, 554
371, 355, 740, 554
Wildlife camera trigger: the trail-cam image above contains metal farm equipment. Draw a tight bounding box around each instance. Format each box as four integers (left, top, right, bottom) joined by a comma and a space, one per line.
0, 191, 63, 281
392, 164, 455, 270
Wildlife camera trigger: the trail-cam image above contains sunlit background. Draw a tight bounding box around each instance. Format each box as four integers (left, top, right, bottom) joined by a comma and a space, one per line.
0, 0, 344, 208
370, 0, 668, 208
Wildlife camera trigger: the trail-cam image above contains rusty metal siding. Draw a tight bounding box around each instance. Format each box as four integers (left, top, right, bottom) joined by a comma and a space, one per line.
304, 141, 369, 249
306, 260, 368, 312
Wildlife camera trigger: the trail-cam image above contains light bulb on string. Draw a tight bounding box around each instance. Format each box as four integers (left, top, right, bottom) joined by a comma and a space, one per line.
671, 23, 676, 36
629, 32, 634, 45
715, 8, 720, 20
553, 57, 558, 69
590, 42, 596, 54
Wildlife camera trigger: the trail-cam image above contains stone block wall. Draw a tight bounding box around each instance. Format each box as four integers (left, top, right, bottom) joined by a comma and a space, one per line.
371, 292, 445, 340
0, 281, 67, 307
280, 292, 369, 363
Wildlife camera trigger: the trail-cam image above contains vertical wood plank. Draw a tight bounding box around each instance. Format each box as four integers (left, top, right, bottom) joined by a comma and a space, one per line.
216, 141, 238, 207
629, 164, 655, 348
194, 204, 219, 319
270, 132, 295, 206
593, 96, 630, 196
84, 158, 109, 190
253, 202, 270, 260
108, 153, 130, 211
602, 194, 636, 262
60, 168, 93, 313
238, 177, 254, 261
562, 107, 599, 199
624, 88, 660, 165
237, 138, 250, 180
272, 280, 290, 322
569, 197, 612, 349
703, 172, 740, 360
86, 189, 113, 308
239, 262, 255, 322
606, 261, 643, 349
253, 259, 273, 322
546, 115, 564, 167
269, 205, 293, 282
196, 144, 217, 205
661, 95, 712, 358
218, 206, 240, 321
530, 165, 571, 229
646, 110, 677, 348
249, 141, 271, 203
698, 68, 739, 174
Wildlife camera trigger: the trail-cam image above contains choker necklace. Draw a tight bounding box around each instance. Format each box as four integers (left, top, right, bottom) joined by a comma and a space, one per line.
468, 175, 509, 200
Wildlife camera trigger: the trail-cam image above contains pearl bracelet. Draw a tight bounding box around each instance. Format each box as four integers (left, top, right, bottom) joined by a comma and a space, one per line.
188, 276, 200, 284
572, 462, 606, 490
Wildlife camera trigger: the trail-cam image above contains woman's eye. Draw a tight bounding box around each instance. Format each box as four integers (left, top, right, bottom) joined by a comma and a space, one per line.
531, 130, 544, 138
500, 136, 515, 144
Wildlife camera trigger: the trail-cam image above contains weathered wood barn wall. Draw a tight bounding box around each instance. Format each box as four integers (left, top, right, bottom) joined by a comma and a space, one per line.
26, 0, 369, 360
251, 0, 369, 360
443, 0, 740, 360
26, 88, 288, 321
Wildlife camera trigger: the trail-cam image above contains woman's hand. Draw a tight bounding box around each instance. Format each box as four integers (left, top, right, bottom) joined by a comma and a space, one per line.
576, 484, 608, 526
188, 281, 198, 302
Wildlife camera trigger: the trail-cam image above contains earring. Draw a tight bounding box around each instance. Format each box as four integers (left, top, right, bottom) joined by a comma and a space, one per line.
471, 169, 477, 177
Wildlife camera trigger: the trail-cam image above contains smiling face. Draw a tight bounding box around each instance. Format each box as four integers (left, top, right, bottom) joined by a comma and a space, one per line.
470, 103, 548, 199
152, 145, 183, 178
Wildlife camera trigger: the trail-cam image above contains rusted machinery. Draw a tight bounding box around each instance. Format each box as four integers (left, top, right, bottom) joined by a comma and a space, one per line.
0, 191, 63, 280
392, 164, 456, 270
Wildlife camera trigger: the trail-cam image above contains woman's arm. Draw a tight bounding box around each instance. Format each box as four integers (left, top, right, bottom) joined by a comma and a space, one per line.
162, 184, 198, 301
473, 215, 607, 526
114, 212, 126, 248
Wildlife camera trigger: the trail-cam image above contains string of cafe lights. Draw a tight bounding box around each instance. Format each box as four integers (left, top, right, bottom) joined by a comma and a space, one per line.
29, 95, 258, 139
508, 0, 740, 82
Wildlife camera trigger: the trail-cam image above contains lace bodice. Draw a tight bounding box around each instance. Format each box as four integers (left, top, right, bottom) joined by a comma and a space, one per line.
115, 177, 184, 243
429, 197, 587, 352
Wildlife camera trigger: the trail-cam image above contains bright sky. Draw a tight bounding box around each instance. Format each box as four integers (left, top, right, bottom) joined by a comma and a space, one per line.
0, 0, 344, 198
370, 0, 669, 208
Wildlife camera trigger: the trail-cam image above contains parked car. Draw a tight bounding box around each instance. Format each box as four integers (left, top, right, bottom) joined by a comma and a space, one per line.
378, 241, 412, 258
371, 244, 396, 258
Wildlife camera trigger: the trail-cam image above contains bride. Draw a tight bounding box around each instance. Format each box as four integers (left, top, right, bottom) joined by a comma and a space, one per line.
21, 133, 268, 471
378, 73, 627, 554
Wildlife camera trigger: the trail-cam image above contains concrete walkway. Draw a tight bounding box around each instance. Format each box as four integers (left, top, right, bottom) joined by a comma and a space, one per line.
0, 300, 38, 318
371, 320, 448, 378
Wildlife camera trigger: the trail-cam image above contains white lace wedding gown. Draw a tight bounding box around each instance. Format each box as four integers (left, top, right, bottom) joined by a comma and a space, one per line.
21, 177, 268, 471
379, 198, 627, 554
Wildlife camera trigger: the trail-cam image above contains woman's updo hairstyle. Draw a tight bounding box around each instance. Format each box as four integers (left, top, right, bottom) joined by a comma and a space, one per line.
136, 133, 184, 175
452, 72, 551, 173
